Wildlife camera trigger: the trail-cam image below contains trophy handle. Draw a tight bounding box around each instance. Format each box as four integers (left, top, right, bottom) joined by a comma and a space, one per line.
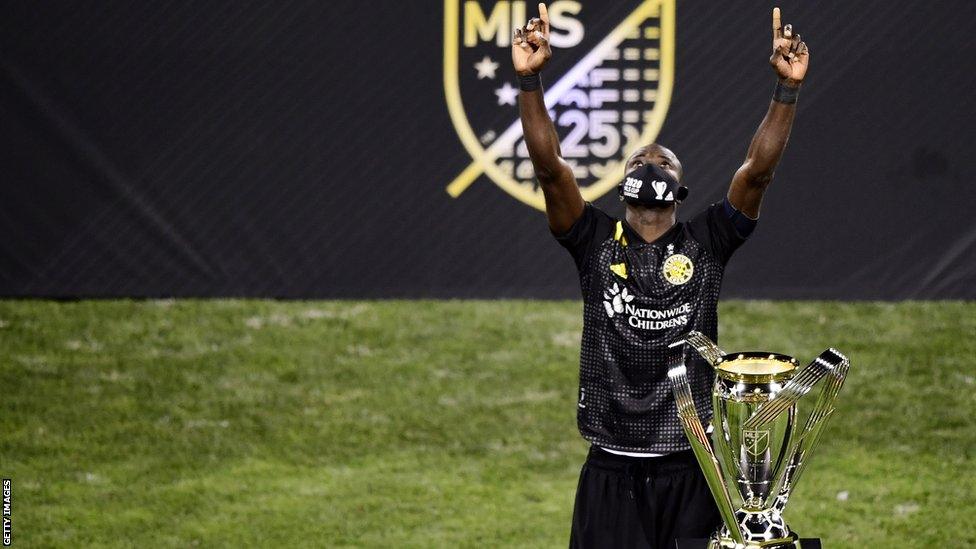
668, 330, 725, 367
773, 351, 850, 512
743, 348, 847, 430
668, 360, 746, 546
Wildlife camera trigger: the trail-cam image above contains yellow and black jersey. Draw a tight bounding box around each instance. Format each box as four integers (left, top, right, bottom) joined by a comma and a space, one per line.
555, 200, 751, 454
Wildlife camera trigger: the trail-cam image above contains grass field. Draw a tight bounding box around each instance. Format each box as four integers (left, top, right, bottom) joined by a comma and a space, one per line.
0, 300, 974, 548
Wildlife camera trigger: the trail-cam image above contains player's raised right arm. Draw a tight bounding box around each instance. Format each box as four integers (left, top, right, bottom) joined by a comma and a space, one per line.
514, 3, 584, 235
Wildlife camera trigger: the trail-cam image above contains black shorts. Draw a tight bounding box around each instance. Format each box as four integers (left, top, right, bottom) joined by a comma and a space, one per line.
569, 446, 722, 549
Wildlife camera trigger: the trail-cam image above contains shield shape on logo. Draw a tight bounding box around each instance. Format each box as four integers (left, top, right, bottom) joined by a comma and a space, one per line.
743, 429, 770, 457
444, 0, 675, 211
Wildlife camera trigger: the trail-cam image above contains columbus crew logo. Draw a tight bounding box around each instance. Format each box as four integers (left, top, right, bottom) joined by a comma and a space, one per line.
663, 253, 693, 285
443, 0, 675, 211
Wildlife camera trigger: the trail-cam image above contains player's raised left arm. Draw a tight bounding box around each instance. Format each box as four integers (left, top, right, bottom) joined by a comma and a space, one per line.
728, 7, 809, 219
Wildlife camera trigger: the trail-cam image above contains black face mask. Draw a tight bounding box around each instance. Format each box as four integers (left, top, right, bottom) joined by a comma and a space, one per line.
617, 164, 688, 207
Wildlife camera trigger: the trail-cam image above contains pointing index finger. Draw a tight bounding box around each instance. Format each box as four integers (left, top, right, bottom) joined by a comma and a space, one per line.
772, 7, 782, 40
539, 3, 550, 34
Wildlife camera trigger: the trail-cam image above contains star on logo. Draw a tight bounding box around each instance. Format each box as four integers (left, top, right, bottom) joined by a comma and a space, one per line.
473, 55, 499, 80
494, 82, 518, 106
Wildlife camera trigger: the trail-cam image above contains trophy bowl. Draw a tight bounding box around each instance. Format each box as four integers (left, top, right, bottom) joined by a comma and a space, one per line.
668, 333, 850, 549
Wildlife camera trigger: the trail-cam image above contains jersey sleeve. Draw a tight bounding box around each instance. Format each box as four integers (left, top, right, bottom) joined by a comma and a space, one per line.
553, 203, 615, 270
686, 200, 755, 265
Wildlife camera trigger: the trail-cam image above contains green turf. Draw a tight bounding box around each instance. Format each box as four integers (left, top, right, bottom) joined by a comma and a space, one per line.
0, 300, 973, 547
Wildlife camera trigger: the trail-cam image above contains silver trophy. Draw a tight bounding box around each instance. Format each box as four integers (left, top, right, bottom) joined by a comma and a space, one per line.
667, 332, 850, 548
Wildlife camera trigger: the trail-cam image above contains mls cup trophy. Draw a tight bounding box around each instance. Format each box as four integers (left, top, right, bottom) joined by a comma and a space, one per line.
667, 332, 850, 549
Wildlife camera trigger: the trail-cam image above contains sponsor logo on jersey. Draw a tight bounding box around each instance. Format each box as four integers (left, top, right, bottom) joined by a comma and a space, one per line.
603, 287, 691, 330
662, 253, 693, 285
444, 0, 675, 211
602, 282, 634, 318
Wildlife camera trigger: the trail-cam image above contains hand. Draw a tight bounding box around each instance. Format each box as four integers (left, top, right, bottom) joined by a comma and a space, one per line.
770, 7, 809, 84
512, 3, 552, 76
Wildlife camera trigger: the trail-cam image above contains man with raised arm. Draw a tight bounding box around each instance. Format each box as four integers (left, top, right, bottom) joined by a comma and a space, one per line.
513, 4, 809, 548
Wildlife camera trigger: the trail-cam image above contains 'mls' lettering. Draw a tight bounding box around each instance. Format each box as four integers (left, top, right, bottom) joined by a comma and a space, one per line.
464, 1, 584, 48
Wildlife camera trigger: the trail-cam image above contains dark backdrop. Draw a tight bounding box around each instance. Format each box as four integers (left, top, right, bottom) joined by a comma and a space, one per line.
2, 1, 974, 298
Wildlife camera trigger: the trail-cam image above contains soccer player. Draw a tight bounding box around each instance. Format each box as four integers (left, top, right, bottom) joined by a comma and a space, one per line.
513, 4, 809, 548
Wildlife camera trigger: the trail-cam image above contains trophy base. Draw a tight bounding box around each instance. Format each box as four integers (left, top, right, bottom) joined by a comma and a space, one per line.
706, 533, 799, 549
675, 538, 820, 549
703, 508, 800, 549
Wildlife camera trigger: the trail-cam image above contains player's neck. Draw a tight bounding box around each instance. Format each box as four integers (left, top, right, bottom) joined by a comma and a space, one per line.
625, 205, 677, 243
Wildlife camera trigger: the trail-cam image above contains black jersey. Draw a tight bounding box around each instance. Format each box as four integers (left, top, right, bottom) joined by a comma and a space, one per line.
556, 202, 749, 453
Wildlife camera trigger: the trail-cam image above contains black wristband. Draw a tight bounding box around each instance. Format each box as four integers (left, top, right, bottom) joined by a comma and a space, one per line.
773, 80, 801, 104
518, 72, 541, 92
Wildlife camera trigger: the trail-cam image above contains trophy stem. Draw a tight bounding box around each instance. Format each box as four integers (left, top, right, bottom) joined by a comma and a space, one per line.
668, 362, 746, 546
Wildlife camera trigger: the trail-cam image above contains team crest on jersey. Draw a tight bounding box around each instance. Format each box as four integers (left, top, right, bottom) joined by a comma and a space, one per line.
443, 0, 675, 211
662, 253, 693, 285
